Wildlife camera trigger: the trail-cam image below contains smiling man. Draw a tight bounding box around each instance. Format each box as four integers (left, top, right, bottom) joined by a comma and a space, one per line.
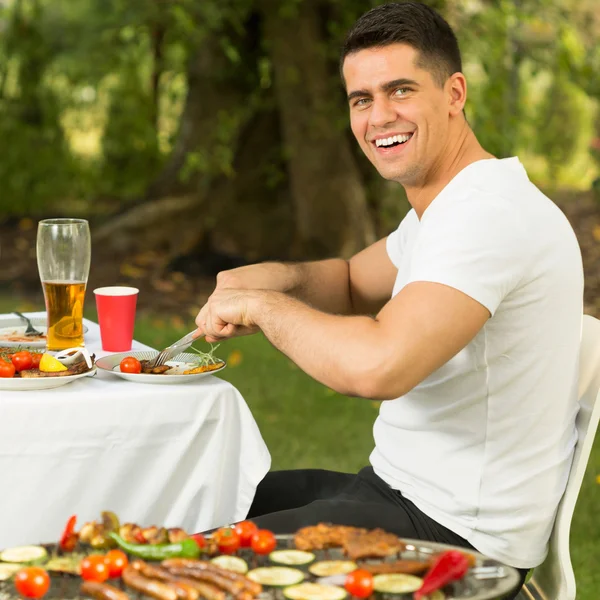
194, 3, 583, 595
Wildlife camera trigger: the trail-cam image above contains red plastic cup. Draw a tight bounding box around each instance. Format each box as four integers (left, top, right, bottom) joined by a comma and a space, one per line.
93, 286, 139, 352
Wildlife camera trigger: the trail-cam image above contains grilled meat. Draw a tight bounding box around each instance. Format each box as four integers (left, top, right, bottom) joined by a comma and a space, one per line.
294, 524, 367, 551
80, 580, 130, 600
344, 528, 405, 560
360, 559, 434, 575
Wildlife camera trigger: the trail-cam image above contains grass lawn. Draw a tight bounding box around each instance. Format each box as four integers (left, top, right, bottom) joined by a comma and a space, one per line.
2, 294, 599, 598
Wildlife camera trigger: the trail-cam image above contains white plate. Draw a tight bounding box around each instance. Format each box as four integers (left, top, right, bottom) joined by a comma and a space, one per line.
95, 351, 226, 384
0, 367, 97, 391
0, 316, 88, 348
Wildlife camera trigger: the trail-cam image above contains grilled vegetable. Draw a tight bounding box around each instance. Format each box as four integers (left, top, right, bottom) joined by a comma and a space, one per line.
0, 546, 47, 565
0, 563, 22, 581
59, 515, 78, 551
283, 583, 347, 600
372, 573, 423, 595
414, 550, 469, 599
269, 550, 315, 566
209, 555, 249, 574
247, 567, 305, 587
309, 561, 357, 577
109, 533, 202, 560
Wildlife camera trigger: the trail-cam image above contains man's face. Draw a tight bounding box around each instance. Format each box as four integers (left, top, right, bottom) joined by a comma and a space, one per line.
343, 43, 451, 186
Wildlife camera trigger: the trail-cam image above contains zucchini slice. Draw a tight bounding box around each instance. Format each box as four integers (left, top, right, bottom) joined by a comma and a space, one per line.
210, 555, 249, 574
247, 566, 305, 587
373, 573, 423, 594
0, 546, 47, 565
309, 561, 357, 577
270, 550, 315, 566
0, 563, 22, 581
284, 583, 347, 600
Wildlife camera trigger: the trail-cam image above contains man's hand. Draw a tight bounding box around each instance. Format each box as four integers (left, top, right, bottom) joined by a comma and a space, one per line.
195, 289, 268, 343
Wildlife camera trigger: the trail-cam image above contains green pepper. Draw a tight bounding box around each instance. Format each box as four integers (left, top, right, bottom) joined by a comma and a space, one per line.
108, 532, 202, 560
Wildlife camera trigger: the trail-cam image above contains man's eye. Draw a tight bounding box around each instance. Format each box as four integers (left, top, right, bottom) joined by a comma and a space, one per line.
353, 98, 371, 108
393, 87, 410, 97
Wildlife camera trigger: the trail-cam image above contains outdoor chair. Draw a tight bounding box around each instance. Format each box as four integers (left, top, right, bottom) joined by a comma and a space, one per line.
518, 314, 600, 600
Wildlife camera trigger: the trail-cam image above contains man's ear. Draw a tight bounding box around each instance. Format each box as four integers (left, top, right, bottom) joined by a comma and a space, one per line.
447, 72, 467, 116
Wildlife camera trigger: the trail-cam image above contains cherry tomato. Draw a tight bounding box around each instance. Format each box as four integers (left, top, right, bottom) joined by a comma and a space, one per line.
190, 533, 206, 549
0, 359, 16, 378
213, 527, 241, 555
104, 549, 128, 578
80, 555, 109, 583
250, 529, 277, 555
120, 357, 142, 374
11, 351, 33, 372
344, 569, 374, 598
14, 567, 50, 598
30, 353, 42, 369
234, 520, 258, 547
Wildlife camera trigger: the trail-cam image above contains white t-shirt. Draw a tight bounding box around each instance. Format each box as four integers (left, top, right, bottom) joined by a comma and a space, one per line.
370, 157, 584, 569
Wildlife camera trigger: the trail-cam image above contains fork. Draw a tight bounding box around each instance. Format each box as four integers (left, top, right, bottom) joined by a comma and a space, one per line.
13, 312, 44, 337
146, 330, 200, 368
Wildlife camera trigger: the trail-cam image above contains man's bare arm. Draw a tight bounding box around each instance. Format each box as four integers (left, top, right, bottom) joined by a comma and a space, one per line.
198, 281, 490, 399
213, 237, 397, 316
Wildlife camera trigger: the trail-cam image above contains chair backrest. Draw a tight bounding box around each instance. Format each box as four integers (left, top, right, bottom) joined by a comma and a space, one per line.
527, 314, 600, 600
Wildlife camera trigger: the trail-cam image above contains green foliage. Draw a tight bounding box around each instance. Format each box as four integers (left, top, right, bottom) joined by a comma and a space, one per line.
100, 69, 161, 200
0, 0, 598, 218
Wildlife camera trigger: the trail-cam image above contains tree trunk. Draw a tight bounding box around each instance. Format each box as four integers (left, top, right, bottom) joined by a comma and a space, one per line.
262, 0, 376, 259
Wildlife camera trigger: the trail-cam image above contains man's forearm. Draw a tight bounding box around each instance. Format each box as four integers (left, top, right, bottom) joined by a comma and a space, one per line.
249, 291, 385, 398
221, 259, 354, 315
287, 259, 353, 315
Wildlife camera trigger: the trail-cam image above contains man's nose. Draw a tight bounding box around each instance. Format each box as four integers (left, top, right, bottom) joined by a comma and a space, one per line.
368, 98, 397, 128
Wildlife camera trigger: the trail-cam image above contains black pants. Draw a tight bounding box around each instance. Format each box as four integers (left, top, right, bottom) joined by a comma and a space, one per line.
247, 466, 528, 599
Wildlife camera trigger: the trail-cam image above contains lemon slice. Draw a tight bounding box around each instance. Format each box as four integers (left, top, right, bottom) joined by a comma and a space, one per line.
39, 353, 68, 372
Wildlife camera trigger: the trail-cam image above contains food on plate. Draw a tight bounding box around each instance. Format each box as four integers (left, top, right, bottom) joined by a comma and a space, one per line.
283, 582, 348, 600
213, 527, 241, 555
294, 524, 404, 560
0, 347, 95, 379
250, 530, 277, 555
360, 558, 434, 576
80, 580, 131, 600
109, 533, 202, 560
0, 328, 46, 344
373, 573, 423, 594
121, 564, 179, 600
269, 550, 315, 567
309, 561, 357, 577
343, 529, 406, 561
234, 521, 259, 548
80, 554, 110, 583
13, 566, 50, 598
78, 511, 121, 550
0, 545, 48, 565
0, 563, 21, 581
247, 566, 305, 587
104, 550, 129, 578
294, 525, 365, 552
344, 569, 374, 598
119, 357, 142, 374
210, 555, 248, 574
413, 550, 470, 600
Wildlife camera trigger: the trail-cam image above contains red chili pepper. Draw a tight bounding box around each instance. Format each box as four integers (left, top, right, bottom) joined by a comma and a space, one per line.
190, 533, 206, 549
59, 515, 78, 552
414, 550, 469, 599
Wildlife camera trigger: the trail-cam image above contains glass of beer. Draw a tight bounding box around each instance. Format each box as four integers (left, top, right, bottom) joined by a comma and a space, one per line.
36, 218, 91, 351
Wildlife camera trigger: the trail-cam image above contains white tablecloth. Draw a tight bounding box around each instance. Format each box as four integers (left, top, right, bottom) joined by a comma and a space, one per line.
0, 313, 271, 548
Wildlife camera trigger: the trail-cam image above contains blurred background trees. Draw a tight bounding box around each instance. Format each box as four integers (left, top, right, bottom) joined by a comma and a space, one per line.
0, 0, 598, 271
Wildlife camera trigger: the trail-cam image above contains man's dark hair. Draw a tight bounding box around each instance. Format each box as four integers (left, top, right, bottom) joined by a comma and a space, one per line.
340, 2, 462, 88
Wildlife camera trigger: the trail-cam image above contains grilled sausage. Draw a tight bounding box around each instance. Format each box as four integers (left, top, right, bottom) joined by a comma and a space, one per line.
136, 560, 224, 600
122, 565, 178, 600
80, 581, 130, 600
165, 567, 248, 597
162, 560, 262, 596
